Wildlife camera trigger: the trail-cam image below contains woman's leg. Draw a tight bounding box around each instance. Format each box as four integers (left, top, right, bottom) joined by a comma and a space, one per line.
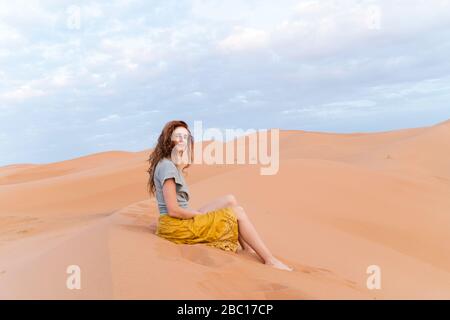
197, 194, 254, 252
197, 194, 238, 213
238, 234, 254, 252
231, 205, 293, 271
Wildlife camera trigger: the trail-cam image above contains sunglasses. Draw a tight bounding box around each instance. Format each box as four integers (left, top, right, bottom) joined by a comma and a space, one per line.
172, 133, 191, 140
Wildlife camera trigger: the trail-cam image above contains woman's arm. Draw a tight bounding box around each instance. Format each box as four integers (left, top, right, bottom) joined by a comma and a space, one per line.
162, 178, 203, 219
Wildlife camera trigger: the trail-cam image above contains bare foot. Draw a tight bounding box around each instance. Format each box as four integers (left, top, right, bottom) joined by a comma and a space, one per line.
265, 258, 294, 272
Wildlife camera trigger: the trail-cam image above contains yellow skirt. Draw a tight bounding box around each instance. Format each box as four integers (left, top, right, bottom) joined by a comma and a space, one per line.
155, 207, 240, 253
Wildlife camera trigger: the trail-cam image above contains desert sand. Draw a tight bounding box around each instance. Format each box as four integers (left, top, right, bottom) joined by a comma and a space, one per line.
1, 119, 450, 299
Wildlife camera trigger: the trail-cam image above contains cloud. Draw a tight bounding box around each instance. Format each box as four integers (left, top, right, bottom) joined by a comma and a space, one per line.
1, 85, 46, 103
370, 77, 450, 99
281, 99, 378, 118
217, 27, 269, 53
0, 0, 58, 28
1, 0, 450, 166
190, 0, 255, 22
0, 65, 78, 105
86, 133, 114, 141
324, 100, 377, 108
97, 114, 121, 122
0, 23, 25, 46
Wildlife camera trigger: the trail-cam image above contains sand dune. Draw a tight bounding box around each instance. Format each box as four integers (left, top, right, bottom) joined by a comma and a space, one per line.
1, 118, 449, 299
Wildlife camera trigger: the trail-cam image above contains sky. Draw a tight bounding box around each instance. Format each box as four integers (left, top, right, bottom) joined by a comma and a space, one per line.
1, 0, 450, 166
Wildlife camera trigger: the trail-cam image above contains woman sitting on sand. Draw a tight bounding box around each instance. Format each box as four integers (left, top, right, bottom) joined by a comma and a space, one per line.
147, 120, 292, 271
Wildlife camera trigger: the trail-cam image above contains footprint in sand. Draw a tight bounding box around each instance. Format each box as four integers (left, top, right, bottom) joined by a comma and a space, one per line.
284, 262, 331, 275
289, 262, 359, 290
178, 245, 236, 268
263, 283, 311, 299
198, 272, 310, 299
16, 228, 33, 234
344, 279, 358, 289
136, 202, 151, 209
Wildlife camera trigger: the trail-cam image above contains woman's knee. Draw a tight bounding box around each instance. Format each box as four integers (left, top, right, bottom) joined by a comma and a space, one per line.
230, 205, 246, 220
225, 194, 238, 207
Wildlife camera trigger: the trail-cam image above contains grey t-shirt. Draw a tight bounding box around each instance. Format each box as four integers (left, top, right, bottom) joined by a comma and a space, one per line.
154, 158, 190, 215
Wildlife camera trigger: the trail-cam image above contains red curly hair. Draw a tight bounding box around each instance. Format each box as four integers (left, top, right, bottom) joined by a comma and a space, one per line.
146, 120, 194, 196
